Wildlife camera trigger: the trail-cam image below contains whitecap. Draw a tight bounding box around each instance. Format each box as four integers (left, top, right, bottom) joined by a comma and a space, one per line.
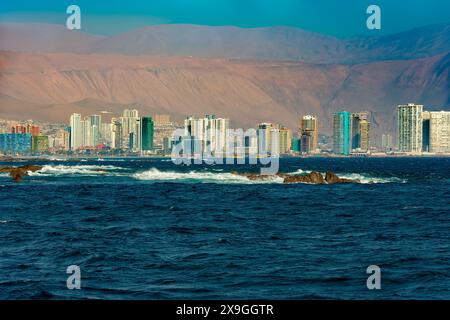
132, 168, 284, 184
27, 164, 126, 177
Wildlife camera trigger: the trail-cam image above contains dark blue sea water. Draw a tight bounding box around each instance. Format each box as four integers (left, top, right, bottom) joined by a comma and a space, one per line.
1, 157, 449, 299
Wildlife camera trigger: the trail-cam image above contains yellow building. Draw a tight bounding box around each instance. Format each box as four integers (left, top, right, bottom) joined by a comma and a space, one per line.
300, 115, 318, 153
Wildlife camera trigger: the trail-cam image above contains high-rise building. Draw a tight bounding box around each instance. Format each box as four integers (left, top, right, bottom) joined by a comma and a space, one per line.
111, 118, 123, 149
278, 126, 291, 154
120, 109, 140, 151
300, 115, 318, 153
422, 111, 430, 152
333, 111, 352, 155
32, 135, 49, 153
427, 111, 450, 153
185, 115, 230, 155
80, 117, 91, 148
141, 117, 154, 151
381, 134, 393, 151
69, 113, 82, 150
0, 133, 32, 153
359, 119, 370, 152
398, 103, 423, 153
257, 123, 273, 155
89, 115, 102, 147
351, 112, 370, 152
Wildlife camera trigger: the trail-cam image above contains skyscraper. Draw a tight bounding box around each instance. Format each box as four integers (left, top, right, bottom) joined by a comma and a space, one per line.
333, 111, 352, 155
111, 118, 123, 150
89, 115, 102, 147
278, 126, 291, 154
69, 113, 82, 150
428, 111, 450, 153
398, 103, 423, 153
80, 117, 91, 148
351, 112, 370, 152
300, 115, 318, 153
185, 115, 230, 155
381, 134, 393, 151
120, 109, 140, 151
141, 117, 154, 151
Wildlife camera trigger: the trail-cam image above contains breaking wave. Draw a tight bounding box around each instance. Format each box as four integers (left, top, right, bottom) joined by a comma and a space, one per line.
27, 165, 125, 177
336, 173, 406, 184
132, 168, 284, 184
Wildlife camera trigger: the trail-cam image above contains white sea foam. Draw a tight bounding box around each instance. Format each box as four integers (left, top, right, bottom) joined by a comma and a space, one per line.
27, 165, 125, 176
132, 168, 284, 184
336, 173, 405, 184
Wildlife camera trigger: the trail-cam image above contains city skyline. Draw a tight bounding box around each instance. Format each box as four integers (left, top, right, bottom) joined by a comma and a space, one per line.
2, 103, 450, 156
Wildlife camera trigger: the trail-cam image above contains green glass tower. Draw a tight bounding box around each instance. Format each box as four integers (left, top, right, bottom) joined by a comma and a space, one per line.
141, 117, 154, 151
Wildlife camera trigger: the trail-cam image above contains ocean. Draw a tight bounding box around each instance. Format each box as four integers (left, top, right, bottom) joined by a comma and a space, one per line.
0, 157, 449, 299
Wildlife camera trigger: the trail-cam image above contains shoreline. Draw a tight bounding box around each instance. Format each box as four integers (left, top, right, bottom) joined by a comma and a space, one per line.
2, 153, 450, 162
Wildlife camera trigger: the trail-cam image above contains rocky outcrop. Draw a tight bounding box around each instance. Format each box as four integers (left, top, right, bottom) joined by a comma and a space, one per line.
324, 171, 355, 184
0, 165, 42, 182
283, 171, 326, 184
231, 171, 358, 184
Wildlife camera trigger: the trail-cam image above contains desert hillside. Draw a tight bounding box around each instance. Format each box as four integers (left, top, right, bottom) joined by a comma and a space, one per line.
0, 51, 448, 140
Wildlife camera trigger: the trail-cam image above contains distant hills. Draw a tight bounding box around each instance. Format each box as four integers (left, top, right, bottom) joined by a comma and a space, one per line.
1, 23, 449, 63
0, 23, 449, 142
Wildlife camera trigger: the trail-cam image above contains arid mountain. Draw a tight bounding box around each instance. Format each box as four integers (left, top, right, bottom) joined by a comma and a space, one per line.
0, 23, 102, 53
0, 51, 448, 142
1, 23, 449, 64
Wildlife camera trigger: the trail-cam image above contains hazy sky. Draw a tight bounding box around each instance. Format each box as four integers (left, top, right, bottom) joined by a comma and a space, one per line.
0, 0, 449, 37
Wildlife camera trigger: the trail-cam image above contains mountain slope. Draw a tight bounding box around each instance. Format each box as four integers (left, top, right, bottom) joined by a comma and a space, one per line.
1, 23, 449, 64
0, 52, 448, 141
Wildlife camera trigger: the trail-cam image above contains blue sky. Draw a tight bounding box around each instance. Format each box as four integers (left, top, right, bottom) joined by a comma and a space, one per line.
0, 0, 449, 37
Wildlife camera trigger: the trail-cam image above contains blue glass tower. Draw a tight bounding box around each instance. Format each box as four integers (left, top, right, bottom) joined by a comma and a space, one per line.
333, 111, 352, 155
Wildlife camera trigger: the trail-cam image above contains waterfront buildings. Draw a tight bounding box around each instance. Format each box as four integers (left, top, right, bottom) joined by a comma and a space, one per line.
351, 112, 370, 152
69, 109, 154, 153
398, 103, 424, 153
69, 113, 82, 150
300, 115, 318, 153
332, 111, 371, 155
424, 111, 450, 153
141, 117, 154, 151
120, 109, 141, 151
256, 123, 291, 155
185, 115, 230, 155
381, 134, 393, 151
333, 111, 352, 155
0, 133, 32, 153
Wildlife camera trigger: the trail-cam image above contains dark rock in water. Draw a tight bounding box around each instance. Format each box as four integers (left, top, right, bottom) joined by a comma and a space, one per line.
230, 171, 282, 181
231, 170, 358, 184
325, 171, 356, 184
283, 171, 326, 184
0, 165, 42, 182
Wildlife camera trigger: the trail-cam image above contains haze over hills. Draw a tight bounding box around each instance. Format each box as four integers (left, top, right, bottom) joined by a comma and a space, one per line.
0, 23, 448, 142
1, 23, 449, 63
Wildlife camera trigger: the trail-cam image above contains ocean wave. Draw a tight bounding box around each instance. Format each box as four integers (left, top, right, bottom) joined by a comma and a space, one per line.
337, 173, 405, 184
132, 168, 284, 184
27, 165, 125, 177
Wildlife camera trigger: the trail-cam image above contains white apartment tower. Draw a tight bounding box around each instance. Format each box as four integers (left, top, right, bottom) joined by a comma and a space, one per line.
69, 113, 82, 150
398, 103, 423, 153
428, 111, 450, 153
